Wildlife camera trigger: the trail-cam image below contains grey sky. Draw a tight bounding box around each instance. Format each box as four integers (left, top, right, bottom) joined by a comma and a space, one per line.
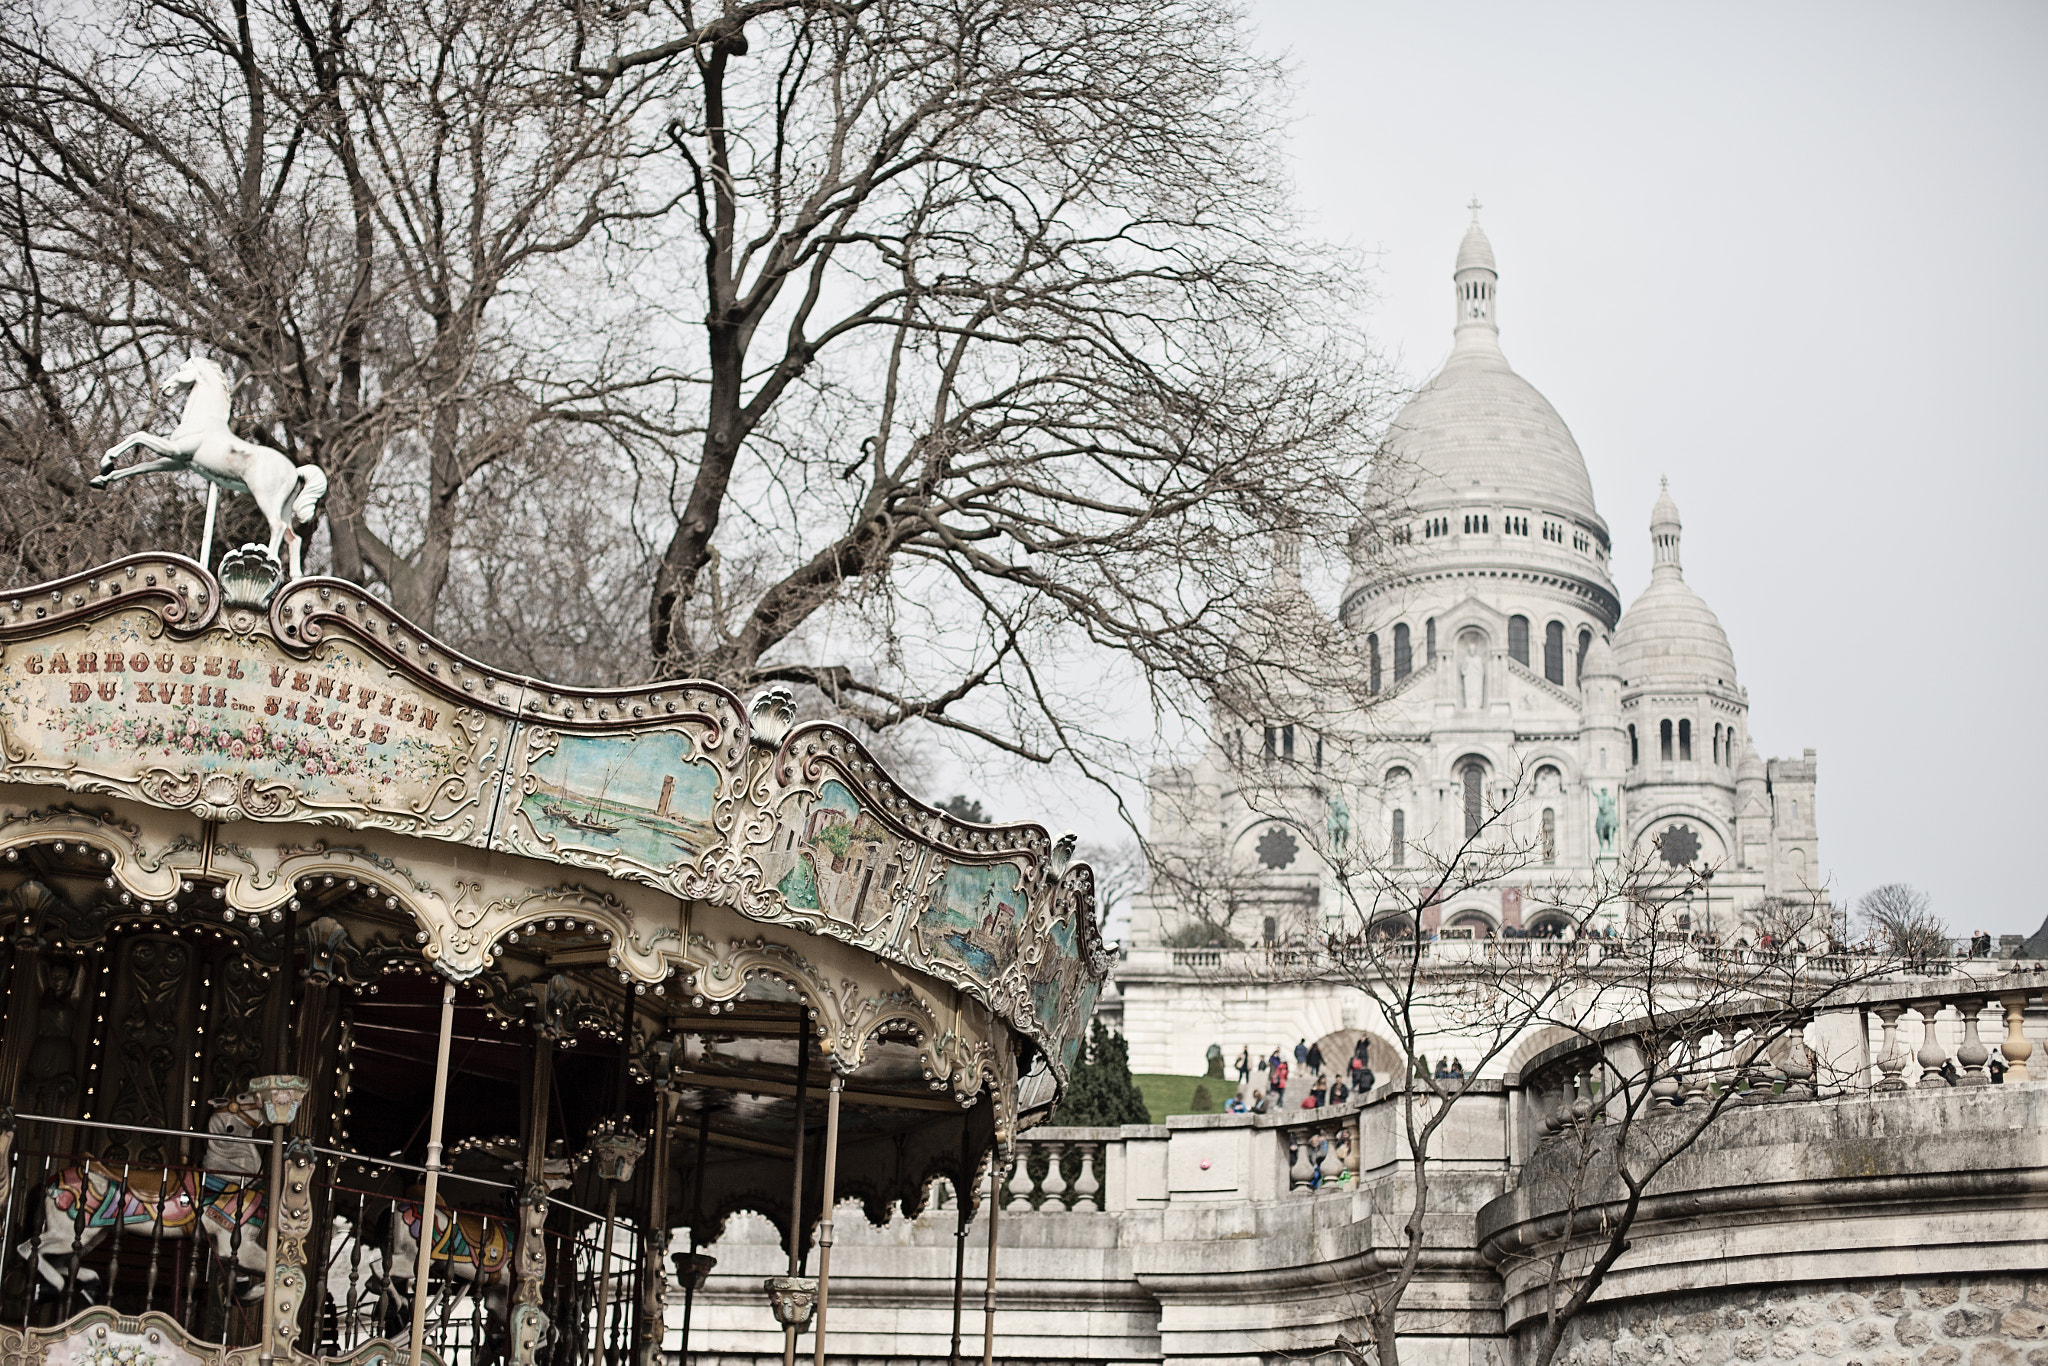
1235, 1, 2047, 936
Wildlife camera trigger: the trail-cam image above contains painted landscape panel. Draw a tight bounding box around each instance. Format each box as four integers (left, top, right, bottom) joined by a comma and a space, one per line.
918, 859, 1029, 985
521, 730, 718, 870
757, 778, 902, 929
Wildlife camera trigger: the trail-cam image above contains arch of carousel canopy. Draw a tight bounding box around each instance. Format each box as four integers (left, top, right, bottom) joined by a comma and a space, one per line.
0, 553, 1106, 1364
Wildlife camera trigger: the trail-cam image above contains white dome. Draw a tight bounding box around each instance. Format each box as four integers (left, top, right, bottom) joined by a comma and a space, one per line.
1381, 217, 1607, 533
1386, 339, 1605, 529
1613, 483, 1739, 688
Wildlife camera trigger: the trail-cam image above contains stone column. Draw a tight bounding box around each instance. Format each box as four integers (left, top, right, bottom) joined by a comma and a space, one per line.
1873, 1005, 1908, 1091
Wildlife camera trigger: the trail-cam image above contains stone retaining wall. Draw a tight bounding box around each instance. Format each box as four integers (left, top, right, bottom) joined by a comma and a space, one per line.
1543, 1275, 2048, 1366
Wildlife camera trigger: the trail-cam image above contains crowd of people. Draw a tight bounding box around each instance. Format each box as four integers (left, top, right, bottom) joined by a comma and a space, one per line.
1226, 1037, 1379, 1114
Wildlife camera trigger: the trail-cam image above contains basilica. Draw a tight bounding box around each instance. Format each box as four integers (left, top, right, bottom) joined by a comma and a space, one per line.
1122, 214, 1827, 1076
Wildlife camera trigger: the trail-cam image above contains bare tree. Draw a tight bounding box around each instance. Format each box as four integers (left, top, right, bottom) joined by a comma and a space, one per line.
0, 0, 678, 626
579, 0, 1394, 768
1856, 882, 1948, 965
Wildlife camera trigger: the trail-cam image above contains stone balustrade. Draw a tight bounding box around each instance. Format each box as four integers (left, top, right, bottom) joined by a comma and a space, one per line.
1512, 973, 2048, 1164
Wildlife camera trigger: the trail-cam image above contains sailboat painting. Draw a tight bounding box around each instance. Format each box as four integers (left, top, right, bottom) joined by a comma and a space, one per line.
519, 730, 719, 870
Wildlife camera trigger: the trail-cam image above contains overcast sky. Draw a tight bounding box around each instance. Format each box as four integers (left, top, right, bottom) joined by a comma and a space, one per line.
1218, 1, 2044, 938
955, 4, 2045, 940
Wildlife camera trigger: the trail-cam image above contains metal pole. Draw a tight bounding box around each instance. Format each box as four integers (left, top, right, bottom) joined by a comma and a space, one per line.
679, 1103, 711, 1365
946, 1196, 969, 1365
258, 1120, 288, 1364
948, 1114, 972, 1366
782, 1026, 810, 1366
407, 981, 459, 1366
980, 1151, 1002, 1366
200, 482, 220, 570
809, 1076, 843, 1366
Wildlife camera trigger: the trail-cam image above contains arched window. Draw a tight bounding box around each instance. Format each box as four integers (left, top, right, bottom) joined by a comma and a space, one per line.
1426, 617, 1437, 662
1391, 809, 1406, 866
1367, 634, 1381, 693
1282, 724, 1296, 760
1576, 628, 1592, 685
1659, 719, 1674, 761
1712, 722, 1722, 765
1508, 615, 1530, 665
1394, 622, 1412, 681
1628, 724, 1639, 766
1543, 620, 1565, 683
1262, 915, 1278, 944
1462, 762, 1485, 839
1678, 719, 1692, 761
1541, 807, 1556, 863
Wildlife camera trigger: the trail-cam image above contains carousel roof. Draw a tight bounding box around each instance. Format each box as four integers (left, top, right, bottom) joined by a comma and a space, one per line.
0, 552, 1109, 1240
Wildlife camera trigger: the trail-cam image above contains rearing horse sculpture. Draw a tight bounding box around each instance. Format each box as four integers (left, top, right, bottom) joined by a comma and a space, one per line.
93, 356, 327, 578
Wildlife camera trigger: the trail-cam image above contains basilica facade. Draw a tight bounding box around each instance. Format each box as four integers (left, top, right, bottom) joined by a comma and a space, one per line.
1122, 215, 1826, 1076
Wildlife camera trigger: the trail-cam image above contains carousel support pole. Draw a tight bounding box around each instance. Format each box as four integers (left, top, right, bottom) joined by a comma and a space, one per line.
781, 1026, 810, 1366
258, 896, 302, 1366
510, 1029, 555, 1366
593, 987, 638, 1366
947, 1119, 972, 1366
638, 1088, 677, 1366
678, 1103, 711, 1365
407, 981, 459, 1366
808, 1075, 843, 1366
980, 1150, 1003, 1366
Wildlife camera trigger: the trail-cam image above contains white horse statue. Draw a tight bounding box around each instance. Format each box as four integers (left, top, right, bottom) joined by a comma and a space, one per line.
94, 356, 327, 577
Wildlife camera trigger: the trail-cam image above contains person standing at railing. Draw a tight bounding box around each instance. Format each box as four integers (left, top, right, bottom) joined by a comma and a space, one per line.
1310, 1074, 1328, 1108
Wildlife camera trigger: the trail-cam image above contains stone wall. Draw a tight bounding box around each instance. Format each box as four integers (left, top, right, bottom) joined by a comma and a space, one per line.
1542, 1275, 2048, 1366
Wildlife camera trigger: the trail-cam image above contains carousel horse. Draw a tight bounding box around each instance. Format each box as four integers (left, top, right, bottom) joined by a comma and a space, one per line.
22, 1093, 272, 1302
92, 355, 327, 578
378, 1185, 517, 1342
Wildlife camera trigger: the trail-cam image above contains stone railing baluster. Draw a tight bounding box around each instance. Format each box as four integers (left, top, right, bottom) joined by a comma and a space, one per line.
1915, 1002, 1949, 1088
1072, 1143, 1100, 1211
1287, 1132, 1315, 1190
1041, 1141, 1069, 1210
1779, 1018, 1815, 1101
1999, 992, 2034, 1082
1007, 1147, 1036, 1209
1954, 998, 1990, 1085
1874, 1004, 1908, 1091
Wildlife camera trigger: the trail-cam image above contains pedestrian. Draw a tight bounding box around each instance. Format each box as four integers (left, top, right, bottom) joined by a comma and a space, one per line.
1449, 1058, 1465, 1080
1306, 1039, 1325, 1073
1235, 1046, 1252, 1084
1294, 1037, 1309, 1070
1356, 1064, 1376, 1095
1433, 1057, 1449, 1080
1250, 1089, 1268, 1114
1347, 1053, 1365, 1092
1310, 1073, 1328, 1107
1989, 1054, 2007, 1084
1272, 1057, 1290, 1104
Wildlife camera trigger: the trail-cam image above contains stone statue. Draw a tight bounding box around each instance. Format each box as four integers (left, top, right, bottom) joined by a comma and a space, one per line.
1325, 792, 1351, 854
1459, 639, 1484, 709
93, 355, 327, 577
1595, 788, 1618, 855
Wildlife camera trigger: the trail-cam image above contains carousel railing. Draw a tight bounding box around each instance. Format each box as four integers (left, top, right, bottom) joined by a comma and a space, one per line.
1, 1113, 643, 1366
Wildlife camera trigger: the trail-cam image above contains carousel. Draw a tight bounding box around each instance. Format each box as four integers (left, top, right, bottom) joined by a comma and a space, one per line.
0, 453, 1106, 1366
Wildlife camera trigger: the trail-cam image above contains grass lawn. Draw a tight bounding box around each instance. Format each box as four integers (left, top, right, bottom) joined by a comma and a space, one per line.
1133, 1072, 1232, 1119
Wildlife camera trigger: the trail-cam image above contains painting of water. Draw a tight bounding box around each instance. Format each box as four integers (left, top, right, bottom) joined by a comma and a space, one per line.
521, 730, 718, 869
